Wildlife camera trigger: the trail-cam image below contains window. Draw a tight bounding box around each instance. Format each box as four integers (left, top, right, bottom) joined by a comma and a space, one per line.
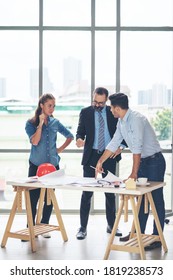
95, 31, 116, 91
0, 0, 38, 26
95, 0, 116, 26
43, 0, 91, 26
121, 0, 173, 27
121, 31, 172, 148
43, 31, 91, 107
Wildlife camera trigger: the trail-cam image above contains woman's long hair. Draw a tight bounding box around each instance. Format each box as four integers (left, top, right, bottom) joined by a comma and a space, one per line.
29, 93, 55, 127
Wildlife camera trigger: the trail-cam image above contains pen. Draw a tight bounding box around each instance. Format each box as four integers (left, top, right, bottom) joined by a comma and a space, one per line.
90, 165, 105, 174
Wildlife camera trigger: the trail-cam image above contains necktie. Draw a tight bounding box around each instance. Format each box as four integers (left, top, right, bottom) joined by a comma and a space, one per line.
98, 111, 105, 152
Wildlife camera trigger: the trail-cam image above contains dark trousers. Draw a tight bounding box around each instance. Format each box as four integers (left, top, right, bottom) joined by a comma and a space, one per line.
28, 161, 59, 225
80, 150, 117, 229
137, 152, 166, 235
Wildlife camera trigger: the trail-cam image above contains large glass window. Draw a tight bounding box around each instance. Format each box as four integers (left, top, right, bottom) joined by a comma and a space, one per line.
0, 1, 173, 214
121, 0, 173, 27
95, 31, 116, 92
95, 0, 116, 26
0, 31, 38, 149
43, 0, 91, 26
121, 31, 172, 148
43, 31, 91, 106
0, 0, 38, 26
43, 30, 91, 149
0, 31, 39, 101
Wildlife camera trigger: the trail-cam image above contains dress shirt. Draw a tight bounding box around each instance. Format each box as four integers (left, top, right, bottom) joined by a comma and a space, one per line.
93, 106, 111, 150
106, 109, 161, 158
25, 116, 74, 166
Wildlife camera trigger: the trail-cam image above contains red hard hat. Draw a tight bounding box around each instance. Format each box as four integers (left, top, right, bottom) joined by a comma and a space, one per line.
36, 163, 56, 177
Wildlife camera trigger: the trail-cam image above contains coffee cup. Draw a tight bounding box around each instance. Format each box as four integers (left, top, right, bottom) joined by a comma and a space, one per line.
137, 177, 148, 185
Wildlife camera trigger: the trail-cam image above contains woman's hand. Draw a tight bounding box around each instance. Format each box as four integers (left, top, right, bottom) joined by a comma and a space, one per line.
39, 113, 46, 126
57, 138, 73, 154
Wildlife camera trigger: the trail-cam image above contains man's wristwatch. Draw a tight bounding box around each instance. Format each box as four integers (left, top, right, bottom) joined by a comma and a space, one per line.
119, 146, 124, 150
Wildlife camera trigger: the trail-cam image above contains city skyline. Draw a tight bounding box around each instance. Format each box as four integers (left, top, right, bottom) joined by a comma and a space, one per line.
0, 54, 172, 108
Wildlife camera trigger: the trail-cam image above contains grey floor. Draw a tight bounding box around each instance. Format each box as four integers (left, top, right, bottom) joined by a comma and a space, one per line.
0, 213, 173, 260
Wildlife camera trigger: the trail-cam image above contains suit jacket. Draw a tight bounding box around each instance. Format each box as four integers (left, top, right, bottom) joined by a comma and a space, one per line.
76, 105, 122, 165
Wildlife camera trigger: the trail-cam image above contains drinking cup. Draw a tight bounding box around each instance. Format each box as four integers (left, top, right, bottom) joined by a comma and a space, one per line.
137, 177, 148, 185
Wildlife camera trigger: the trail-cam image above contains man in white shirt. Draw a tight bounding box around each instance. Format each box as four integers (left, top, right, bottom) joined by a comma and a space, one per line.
96, 93, 166, 251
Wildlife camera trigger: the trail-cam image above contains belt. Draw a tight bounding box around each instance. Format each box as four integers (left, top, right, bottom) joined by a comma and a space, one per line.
141, 152, 161, 161
92, 149, 104, 154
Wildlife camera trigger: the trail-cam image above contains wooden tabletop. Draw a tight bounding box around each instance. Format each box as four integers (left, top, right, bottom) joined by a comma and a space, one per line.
7, 180, 166, 196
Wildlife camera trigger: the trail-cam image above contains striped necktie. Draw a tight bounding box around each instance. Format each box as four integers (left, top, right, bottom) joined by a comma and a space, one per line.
98, 111, 105, 152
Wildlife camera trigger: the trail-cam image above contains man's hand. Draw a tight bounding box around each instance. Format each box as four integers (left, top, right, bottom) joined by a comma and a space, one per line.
95, 161, 104, 178
76, 138, 85, 148
95, 149, 113, 177
127, 173, 138, 181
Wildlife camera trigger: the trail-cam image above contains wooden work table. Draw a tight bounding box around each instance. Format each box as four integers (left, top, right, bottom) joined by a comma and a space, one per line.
1, 180, 167, 259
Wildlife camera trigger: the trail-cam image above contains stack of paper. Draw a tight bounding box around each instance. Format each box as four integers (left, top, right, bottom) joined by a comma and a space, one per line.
14, 169, 124, 188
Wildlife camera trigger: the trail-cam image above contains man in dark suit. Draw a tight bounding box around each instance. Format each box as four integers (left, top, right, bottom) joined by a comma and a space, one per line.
76, 87, 125, 240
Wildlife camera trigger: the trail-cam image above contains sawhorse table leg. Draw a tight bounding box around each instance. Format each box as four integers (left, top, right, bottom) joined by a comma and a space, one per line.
104, 197, 124, 260
103, 192, 168, 260
49, 189, 68, 241
24, 189, 36, 252
130, 196, 145, 259
147, 192, 168, 252
103, 194, 146, 260
1, 187, 36, 252
1, 186, 68, 253
36, 188, 68, 242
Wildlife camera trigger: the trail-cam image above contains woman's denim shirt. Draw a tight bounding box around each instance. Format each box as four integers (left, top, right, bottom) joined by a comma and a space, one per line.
25, 116, 74, 167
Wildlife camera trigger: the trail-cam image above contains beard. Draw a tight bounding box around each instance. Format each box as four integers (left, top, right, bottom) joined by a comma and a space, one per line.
93, 105, 104, 112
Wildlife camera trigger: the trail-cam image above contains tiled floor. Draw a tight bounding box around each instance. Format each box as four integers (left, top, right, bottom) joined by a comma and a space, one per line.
0, 213, 172, 260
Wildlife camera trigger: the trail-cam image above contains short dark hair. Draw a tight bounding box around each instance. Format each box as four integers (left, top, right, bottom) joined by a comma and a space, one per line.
109, 93, 129, 109
93, 87, 109, 98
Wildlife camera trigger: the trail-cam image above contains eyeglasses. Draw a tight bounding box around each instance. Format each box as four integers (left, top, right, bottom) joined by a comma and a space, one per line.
97, 179, 111, 186
92, 100, 106, 106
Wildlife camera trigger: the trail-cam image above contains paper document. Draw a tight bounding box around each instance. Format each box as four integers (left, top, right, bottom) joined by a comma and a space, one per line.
38, 169, 123, 187
103, 171, 123, 183
12, 169, 123, 188
39, 169, 80, 185
14, 176, 39, 183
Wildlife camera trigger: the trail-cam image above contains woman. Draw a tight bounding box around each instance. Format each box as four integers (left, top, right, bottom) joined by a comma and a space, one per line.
25, 93, 74, 238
